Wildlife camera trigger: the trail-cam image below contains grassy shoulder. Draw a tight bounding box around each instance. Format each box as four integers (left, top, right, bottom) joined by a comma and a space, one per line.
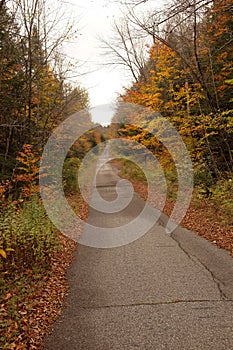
112, 158, 233, 257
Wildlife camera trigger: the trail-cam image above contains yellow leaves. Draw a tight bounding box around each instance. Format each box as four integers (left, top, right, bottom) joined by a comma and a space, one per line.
122, 39, 190, 120
157, 69, 171, 79
0, 249, 7, 259
28, 63, 64, 129
0, 247, 15, 259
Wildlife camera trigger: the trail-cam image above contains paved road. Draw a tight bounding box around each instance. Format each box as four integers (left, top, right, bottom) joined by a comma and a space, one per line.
44, 147, 233, 350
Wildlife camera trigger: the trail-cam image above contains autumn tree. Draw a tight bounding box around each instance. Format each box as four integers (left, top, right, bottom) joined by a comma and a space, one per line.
64, 86, 89, 117
0, 0, 90, 181
107, 0, 232, 177
205, 0, 233, 110
16, 0, 73, 144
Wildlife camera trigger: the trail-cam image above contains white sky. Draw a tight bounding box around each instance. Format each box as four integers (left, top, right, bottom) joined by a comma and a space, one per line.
63, 0, 165, 124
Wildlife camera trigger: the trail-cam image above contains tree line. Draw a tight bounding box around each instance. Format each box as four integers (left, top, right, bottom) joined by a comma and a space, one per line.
107, 0, 233, 186
0, 0, 91, 184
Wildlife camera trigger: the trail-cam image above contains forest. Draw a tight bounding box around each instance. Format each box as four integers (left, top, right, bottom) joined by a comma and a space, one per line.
107, 0, 233, 222
0, 0, 233, 348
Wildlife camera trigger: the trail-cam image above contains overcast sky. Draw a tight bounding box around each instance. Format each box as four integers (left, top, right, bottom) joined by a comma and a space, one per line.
63, 0, 165, 124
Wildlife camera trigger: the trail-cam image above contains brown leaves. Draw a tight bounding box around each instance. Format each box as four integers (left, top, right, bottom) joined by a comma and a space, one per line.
181, 203, 233, 257
131, 176, 233, 257
116, 161, 233, 257
0, 233, 77, 349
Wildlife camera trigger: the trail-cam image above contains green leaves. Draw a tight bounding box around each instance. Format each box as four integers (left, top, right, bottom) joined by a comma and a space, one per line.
0, 196, 59, 276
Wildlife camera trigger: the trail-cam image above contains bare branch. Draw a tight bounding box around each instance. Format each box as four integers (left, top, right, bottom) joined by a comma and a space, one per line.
99, 18, 149, 82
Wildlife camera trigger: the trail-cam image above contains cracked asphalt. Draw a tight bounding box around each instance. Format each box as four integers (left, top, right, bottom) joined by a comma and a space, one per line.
44, 147, 233, 350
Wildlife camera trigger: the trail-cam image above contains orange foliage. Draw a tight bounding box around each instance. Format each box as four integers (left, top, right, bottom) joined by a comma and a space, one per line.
13, 144, 41, 198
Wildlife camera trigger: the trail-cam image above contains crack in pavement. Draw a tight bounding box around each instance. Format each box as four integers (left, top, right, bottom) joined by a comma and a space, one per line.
75, 299, 233, 310
157, 216, 229, 301
170, 233, 228, 300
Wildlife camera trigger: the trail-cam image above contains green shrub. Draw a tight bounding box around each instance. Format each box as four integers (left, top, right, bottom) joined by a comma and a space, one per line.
63, 157, 81, 194
164, 168, 178, 201
211, 178, 233, 224
194, 163, 214, 196
119, 159, 146, 182
0, 196, 59, 277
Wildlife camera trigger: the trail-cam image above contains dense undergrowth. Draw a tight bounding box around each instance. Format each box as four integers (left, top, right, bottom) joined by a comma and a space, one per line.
0, 196, 59, 348
0, 197, 59, 277
0, 152, 87, 348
